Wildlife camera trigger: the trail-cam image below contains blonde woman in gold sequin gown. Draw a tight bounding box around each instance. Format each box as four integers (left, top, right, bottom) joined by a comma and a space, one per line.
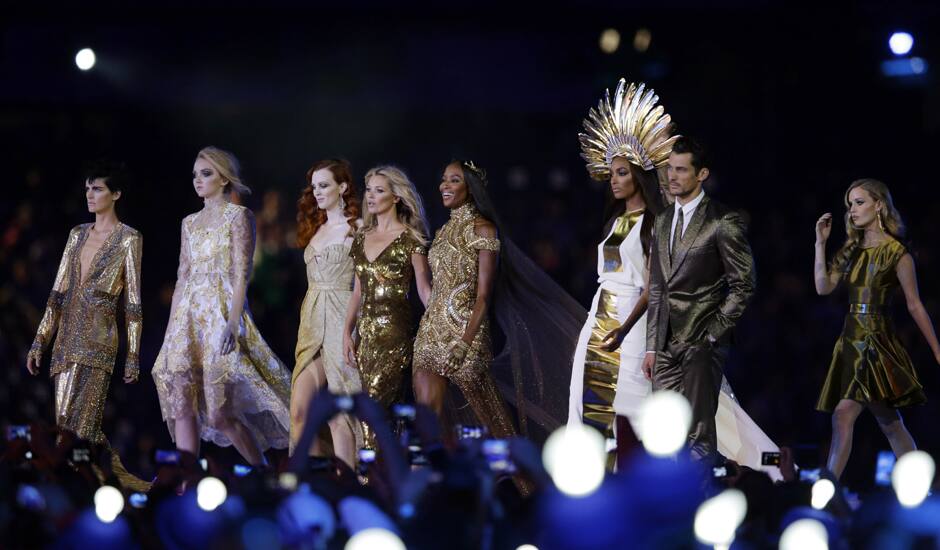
413, 161, 516, 438
152, 147, 291, 467
290, 159, 364, 467
27, 163, 149, 491
343, 166, 431, 446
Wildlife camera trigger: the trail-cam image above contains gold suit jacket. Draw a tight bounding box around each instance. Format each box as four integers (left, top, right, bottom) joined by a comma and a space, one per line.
646, 195, 755, 351
30, 223, 143, 377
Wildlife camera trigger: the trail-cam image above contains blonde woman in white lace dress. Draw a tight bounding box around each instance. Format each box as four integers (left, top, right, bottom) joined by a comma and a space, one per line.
152, 147, 291, 467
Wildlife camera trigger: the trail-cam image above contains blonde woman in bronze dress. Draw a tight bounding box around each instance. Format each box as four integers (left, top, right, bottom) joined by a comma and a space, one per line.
342, 165, 431, 445
815, 178, 940, 479
27, 162, 149, 491
412, 161, 516, 438
291, 159, 364, 467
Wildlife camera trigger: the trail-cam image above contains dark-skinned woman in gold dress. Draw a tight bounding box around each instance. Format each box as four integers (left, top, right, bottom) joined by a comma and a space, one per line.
814, 178, 940, 479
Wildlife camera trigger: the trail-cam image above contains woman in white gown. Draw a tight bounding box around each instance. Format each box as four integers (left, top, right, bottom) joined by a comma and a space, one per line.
569, 79, 781, 478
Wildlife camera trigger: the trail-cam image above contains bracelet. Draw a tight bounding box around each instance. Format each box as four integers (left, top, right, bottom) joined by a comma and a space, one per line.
450, 340, 470, 361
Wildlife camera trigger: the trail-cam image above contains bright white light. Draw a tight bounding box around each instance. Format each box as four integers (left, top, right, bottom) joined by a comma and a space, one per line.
542, 423, 606, 497
517, 545, 539, 550
75, 48, 96, 71
811, 479, 836, 510
693, 489, 747, 547
196, 477, 228, 511
599, 29, 621, 54
889, 32, 914, 56
638, 391, 692, 457
779, 518, 828, 550
94, 485, 124, 523
891, 450, 935, 508
345, 527, 406, 550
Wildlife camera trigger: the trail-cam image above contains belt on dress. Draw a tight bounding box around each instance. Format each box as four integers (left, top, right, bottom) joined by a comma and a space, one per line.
849, 303, 886, 314
309, 283, 353, 291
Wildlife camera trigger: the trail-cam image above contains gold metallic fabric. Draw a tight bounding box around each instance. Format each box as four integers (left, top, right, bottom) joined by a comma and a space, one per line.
291, 242, 363, 453
817, 240, 925, 412
413, 203, 515, 438
579, 78, 679, 178
602, 209, 643, 273
350, 230, 426, 444
29, 224, 143, 378
152, 203, 291, 450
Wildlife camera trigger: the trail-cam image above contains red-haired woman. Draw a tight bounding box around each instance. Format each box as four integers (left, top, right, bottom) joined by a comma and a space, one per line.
291, 159, 363, 468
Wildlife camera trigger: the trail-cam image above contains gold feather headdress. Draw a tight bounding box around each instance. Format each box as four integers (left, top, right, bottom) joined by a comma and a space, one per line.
579, 78, 679, 180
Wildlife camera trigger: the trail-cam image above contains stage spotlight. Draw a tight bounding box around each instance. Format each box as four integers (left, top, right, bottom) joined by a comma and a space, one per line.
543, 423, 606, 497
638, 390, 692, 457
811, 479, 835, 510
196, 477, 227, 512
517, 545, 539, 550
94, 485, 124, 523
889, 32, 914, 56
779, 518, 828, 550
693, 489, 747, 548
634, 29, 652, 52
75, 48, 96, 71
891, 450, 935, 508
599, 29, 620, 54
345, 527, 406, 550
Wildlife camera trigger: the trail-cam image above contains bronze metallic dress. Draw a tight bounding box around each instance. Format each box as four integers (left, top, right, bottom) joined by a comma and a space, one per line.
413, 203, 516, 438
291, 241, 364, 454
29, 223, 149, 491
817, 239, 926, 412
152, 203, 291, 450
350, 229, 426, 443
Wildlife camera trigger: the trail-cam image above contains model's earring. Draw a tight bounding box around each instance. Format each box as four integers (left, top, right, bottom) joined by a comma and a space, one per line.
339, 196, 346, 211
878, 209, 885, 232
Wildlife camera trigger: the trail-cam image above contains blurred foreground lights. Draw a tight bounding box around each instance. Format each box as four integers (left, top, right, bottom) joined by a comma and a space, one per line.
599, 29, 620, 54
197, 476, 228, 512
638, 390, 692, 457
693, 489, 747, 548
889, 32, 914, 56
634, 28, 652, 52
891, 450, 935, 508
517, 545, 539, 550
75, 48, 96, 71
543, 423, 606, 497
345, 528, 405, 550
779, 518, 829, 550
94, 485, 124, 523
811, 479, 836, 510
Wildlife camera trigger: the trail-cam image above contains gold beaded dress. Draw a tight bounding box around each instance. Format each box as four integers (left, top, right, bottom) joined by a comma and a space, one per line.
152, 203, 291, 451
816, 239, 926, 412
29, 222, 150, 491
291, 240, 364, 454
349, 230, 426, 423
413, 203, 516, 438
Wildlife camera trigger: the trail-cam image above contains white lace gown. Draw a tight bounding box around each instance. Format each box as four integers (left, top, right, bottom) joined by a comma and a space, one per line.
152, 202, 291, 450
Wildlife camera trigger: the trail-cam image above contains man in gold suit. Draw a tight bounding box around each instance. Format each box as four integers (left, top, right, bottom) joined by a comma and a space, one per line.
641, 137, 756, 460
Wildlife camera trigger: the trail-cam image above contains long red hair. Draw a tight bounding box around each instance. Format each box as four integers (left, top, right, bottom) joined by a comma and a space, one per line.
296, 159, 360, 248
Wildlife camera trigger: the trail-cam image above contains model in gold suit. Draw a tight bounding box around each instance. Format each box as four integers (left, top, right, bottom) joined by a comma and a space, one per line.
152, 147, 292, 467
290, 159, 364, 467
26, 162, 149, 491
412, 161, 515, 438
814, 178, 940, 479
343, 166, 431, 447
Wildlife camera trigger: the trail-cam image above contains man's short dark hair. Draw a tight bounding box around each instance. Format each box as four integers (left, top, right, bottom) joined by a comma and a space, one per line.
84, 160, 129, 193
671, 136, 709, 173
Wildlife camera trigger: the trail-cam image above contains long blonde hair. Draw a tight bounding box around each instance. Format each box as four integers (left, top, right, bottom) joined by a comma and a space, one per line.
197, 146, 251, 195
831, 178, 906, 272
362, 165, 428, 245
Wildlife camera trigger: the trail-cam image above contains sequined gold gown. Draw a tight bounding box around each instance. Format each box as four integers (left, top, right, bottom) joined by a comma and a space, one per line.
349, 230, 426, 439
152, 203, 291, 450
817, 239, 926, 412
413, 203, 516, 438
291, 240, 364, 454
29, 223, 150, 491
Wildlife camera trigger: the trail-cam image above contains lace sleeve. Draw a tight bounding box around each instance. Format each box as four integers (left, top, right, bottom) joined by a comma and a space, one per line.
123, 232, 143, 376
177, 217, 192, 281
30, 227, 79, 358
231, 207, 256, 286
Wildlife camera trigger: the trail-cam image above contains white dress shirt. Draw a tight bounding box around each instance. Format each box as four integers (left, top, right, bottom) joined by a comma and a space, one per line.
669, 189, 706, 249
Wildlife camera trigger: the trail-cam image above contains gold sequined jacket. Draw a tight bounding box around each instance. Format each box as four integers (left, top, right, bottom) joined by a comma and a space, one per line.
29, 223, 143, 377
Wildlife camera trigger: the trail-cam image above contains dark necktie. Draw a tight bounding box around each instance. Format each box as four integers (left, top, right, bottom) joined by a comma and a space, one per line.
671, 207, 684, 260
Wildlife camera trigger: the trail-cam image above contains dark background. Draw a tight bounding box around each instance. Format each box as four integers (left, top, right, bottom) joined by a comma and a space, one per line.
3, 1, 939, 490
